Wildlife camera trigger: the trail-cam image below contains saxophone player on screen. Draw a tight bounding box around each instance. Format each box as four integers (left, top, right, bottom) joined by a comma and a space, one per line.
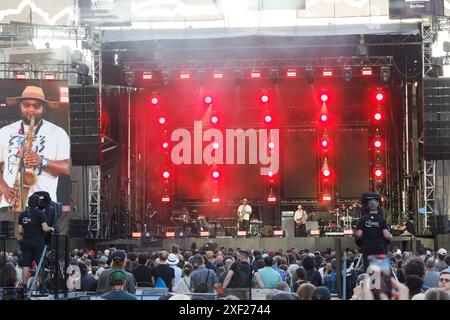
236, 198, 252, 233
0, 86, 71, 213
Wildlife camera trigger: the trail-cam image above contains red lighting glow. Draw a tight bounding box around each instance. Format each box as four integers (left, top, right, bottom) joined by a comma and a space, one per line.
132, 232, 142, 238
267, 196, 277, 202
374, 169, 383, 178
165, 231, 175, 237
162, 197, 171, 203
261, 94, 269, 103
204, 96, 213, 104
322, 195, 332, 201
162, 171, 170, 179
322, 169, 331, 177
323, 69, 333, 77
321, 114, 328, 122
211, 115, 219, 124
251, 71, 261, 78
321, 139, 328, 148
264, 115, 272, 123
268, 142, 275, 149
162, 142, 169, 149
362, 68, 373, 76
150, 96, 159, 105
373, 139, 382, 148
268, 170, 273, 177
376, 92, 384, 101
158, 116, 166, 125
212, 197, 220, 203
374, 112, 382, 121
212, 170, 220, 179
286, 69, 297, 78
142, 72, 153, 80
320, 94, 329, 102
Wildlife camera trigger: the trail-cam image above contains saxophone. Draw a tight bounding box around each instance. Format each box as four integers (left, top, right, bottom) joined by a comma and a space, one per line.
10, 116, 38, 212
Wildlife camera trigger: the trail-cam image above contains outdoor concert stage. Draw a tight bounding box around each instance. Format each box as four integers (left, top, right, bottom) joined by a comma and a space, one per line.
84, 235, 437, 254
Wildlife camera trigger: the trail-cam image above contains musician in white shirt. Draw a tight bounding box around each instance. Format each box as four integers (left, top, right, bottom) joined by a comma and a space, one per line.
294, 204, 308, 237
237, 198, 252, 232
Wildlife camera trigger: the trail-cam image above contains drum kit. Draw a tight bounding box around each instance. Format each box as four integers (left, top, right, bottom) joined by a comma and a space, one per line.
325, 207, 358, 232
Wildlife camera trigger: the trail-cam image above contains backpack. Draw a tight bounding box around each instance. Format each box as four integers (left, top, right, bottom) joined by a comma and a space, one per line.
195, 270, 211, 293
155, 276, 167, 288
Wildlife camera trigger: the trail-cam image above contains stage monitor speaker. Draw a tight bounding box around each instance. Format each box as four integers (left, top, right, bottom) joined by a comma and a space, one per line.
68, 219, 89, 238
424, 78, 450, 160
0, 221, 14, 239
69, 86, 101, 166
281, 217, 295, 238
429, 215, 449, 234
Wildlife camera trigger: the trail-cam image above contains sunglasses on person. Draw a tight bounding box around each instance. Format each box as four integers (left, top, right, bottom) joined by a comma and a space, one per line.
21, 101, 43, 109
439, 278, 450, 283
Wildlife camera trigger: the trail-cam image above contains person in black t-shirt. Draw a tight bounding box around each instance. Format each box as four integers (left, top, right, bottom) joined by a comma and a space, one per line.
355, 200, 392, 271
151, 250, 175, 291
132, 253, 153, 287
17, 194, 55, 286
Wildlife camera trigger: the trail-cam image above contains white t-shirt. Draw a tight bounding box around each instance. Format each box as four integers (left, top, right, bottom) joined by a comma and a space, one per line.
0, 120, 70, 207
237, 204, 252, 221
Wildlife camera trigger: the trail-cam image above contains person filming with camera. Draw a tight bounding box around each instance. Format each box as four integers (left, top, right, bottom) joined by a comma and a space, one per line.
16, 194, 55, 287
355, 199, 392, 271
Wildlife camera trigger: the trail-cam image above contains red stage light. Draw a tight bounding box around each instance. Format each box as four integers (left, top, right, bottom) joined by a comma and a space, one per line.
162, 197, 171, 203
322, 69, 333, 77
212, 142, 219, 149
251, 71, 261, 78
320, 94, 329, 102
322, 169, 331, 177
162, 142, 169, 149
374, 112, 382, 121
162, 171, 170, 179
322, 195, 332, 201
268, 142, 275, 149
264, 115, 272, 123
213, 72, 223, 79
211, 115, 219, 124
261, 94, 269, 103
204, 96, 213, 104
286, 69, 297, 78
374, 168, 383, 178
267, 196, 277, 202
373, 139, 382, 148
321, 139, 328, 148
142, 72, 153, 80
212, 170, 220, 179
150, 96, 159, 105
212, 197, 220, 203
376, 92, 384, 101
158, 116, 166, 124
362, 67, 373, 76
268, 170, 273, 177
321, 114, 328, 122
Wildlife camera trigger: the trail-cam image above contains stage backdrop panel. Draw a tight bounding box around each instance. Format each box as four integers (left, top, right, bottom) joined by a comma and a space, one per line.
336, 129, 369, 197
282, 129, 317, 198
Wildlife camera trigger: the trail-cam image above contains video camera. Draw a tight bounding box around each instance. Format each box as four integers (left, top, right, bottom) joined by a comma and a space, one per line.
361, 192, 384, 217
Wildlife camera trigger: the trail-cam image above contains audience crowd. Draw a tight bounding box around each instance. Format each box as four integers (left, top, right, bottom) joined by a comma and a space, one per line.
1, 242, 449, 300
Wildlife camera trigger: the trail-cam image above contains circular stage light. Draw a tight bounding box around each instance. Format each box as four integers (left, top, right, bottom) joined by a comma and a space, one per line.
374, 112, 382, 121
268, 170, 273, 177
322, 169, 331, 177
321, 139, 328, 148
321, 114, 328, 122
212, 170, 220, 179
162, 142, 169, 149
376, 92, 384, 101
211, 115, 219, 124
264, 115, 272, 123
320, 93, 328, 102
268, 142, 275, 149
261, 94, 269, 103
212, 142, 219, 149
374, 139, 382, 148
158, 116, 166, 124
150, 96, 159, 105
204, 96, 213, 104
374, 169, 383, 177
162, 171, 170, 179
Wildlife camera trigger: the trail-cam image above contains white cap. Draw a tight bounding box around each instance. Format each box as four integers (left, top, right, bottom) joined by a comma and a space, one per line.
395, 249, 402, 255
437, 248, 447, 256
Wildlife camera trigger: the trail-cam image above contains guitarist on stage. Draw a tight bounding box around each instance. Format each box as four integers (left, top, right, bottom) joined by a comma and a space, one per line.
294, 204, 308, 237
237, 198, 252, 233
